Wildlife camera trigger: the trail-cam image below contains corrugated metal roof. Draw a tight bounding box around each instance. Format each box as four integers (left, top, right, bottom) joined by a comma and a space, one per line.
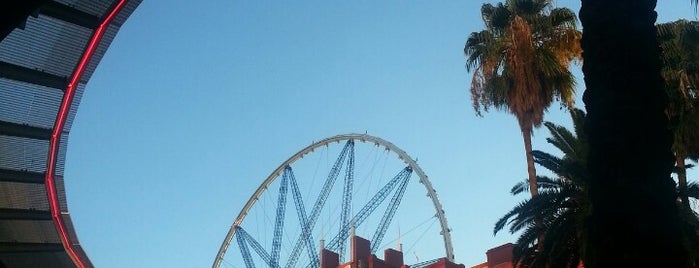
0, 78, 64, 129
0, 1, 142, 267
0, 15, 92, 79
55, 0, 116, 20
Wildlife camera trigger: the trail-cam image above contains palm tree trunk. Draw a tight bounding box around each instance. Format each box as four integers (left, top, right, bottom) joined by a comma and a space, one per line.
522, 126, 539, 198
521, 125, 544, 250
579, 0, 688, 267
677, 153, 690, 211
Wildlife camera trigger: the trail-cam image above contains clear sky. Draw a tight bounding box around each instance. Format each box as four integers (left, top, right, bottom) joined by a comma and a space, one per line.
64, 1, 698, 267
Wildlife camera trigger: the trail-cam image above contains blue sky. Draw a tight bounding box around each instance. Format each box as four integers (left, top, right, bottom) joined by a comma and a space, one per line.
64, 1, 698, 267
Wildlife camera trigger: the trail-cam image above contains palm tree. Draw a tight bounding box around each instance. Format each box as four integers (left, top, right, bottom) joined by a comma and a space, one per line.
683, 180, 699, 266
658, 19, 699, 211
464, 0, 581, 200
497, 107, 699, 267
578, 0, 688, 266
495, 108, 587, 268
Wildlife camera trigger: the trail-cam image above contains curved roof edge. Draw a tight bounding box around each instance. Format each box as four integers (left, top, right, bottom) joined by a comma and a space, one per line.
0, 1, 142, 267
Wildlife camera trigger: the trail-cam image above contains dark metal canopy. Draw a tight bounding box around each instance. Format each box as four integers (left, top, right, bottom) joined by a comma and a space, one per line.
0, 1, 141, 267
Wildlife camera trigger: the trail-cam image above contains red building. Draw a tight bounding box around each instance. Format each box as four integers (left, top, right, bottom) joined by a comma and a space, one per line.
471, 243, 583, 268
320, 235, 465, 268
471, 243, 515, 268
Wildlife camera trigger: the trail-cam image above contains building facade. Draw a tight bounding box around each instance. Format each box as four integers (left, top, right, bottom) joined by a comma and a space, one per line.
320, 235, 465, 268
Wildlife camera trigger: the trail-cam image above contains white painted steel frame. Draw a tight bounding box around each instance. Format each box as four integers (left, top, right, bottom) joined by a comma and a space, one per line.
213, 133, 454, 267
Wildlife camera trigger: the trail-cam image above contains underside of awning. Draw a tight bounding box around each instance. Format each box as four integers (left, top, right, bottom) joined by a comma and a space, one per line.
0, 1, 141, 267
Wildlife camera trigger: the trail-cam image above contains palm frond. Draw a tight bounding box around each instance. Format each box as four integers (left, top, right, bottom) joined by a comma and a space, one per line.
532, 150, 563, 174
482, 3, 511, 32
659, 20, 699, 157
494, 189, 562, 235
512, 226, 539, 265
508, 0, 548, 18
494, 107, 588, 266
539, 209, 581, 268
687, 181, 699, 199
494, 200, 527, 235
507, 191, 566, 234
464, 0, 580, 127
510, 175, 562, 195
542, 121, 577, 157
548, 7, 578, 29
570, 108, 587, 142
465, 30, 494, 71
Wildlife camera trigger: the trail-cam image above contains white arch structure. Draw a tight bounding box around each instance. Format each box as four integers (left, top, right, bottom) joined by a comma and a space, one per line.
213, 133, 454, 267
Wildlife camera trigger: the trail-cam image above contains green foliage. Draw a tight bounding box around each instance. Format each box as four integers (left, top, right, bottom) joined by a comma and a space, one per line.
464, 0, 581, 128
494, 108, 587, 268
495, 107, 699, 267
658, 20, 699, 157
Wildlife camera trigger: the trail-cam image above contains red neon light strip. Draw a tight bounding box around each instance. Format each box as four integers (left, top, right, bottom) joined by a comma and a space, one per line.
45, 1, 127, 267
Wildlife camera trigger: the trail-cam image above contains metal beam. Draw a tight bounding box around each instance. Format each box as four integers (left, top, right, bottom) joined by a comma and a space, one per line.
287, 166, 318, 265
337, 140, 354, 262
371, 170, 411, 253
0, 168, 45, 184
271, 169, 289, 268
0, 208, 51, 220
286, 141, 352, 268
0, 120, 52, 140
326, 167, 412, 252
236, 227, 272, 267
236, 231, 256, 268
39, 1, 99, 29
0, 61, 67, 90
0, 242, 63, 253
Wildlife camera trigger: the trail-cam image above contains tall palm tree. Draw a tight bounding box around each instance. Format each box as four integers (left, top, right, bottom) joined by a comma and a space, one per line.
578, 0, 688, 266
497, 107, 699, 267
495, 108, 587, 268
658, 19, 699, 211
464, 0, 581, 199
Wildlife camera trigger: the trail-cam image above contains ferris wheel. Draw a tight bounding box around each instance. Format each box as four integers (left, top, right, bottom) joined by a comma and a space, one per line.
213, 133, 454, 268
